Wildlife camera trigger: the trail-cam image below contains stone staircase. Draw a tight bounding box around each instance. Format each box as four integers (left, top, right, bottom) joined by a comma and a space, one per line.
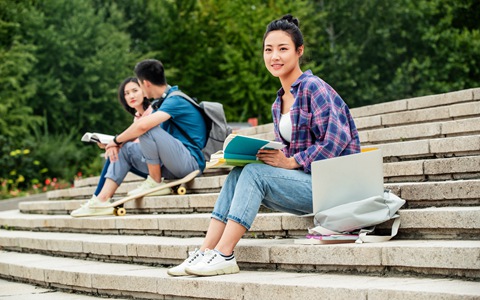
0, 88, 479, 299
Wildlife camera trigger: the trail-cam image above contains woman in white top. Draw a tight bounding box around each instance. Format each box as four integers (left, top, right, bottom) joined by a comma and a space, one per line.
71, 77, 153, 217
167, 14, 360, 277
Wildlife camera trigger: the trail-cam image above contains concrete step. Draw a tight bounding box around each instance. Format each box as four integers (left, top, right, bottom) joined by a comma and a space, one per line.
358, 116, 480, 144
73, 167, 229, 189
0, 193, 46, 212
74, 172, 143, 189
385, 179, 480, 208
354, 99, 479, 130
20, 179, 480, 215
21, 193, 219, 215
350, 87, 478, 118
0, 277, 120, 299
48, 173, 227, 200
1, 230, 479, 280
376, 135, 480, 160
1, 206, 479, 240
384, 156, 480, 183
0, 251, 478, 300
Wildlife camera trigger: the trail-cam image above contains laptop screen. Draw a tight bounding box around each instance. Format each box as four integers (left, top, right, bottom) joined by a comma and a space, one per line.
311, 148, 384, 214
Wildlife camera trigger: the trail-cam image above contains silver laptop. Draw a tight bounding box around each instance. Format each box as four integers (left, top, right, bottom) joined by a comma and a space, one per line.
311, 148, 384, 214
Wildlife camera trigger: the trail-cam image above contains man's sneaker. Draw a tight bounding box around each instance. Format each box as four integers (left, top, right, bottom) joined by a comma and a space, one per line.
167, 248, 204, 276
70, 195, 113, 217
127, 176, 171, 196
185, 249, 239, 276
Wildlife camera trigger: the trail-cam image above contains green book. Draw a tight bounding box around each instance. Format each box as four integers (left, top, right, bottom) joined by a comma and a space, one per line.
206, 134, 285, 168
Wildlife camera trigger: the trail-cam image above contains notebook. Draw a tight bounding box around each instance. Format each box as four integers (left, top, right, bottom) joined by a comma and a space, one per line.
310, 148, 384, 215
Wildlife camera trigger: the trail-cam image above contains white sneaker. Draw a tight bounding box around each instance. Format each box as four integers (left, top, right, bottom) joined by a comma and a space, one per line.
167, 248, 204, 276
185, 249, 239, 276
70, 195, 113, 217
127, 176, 171, 196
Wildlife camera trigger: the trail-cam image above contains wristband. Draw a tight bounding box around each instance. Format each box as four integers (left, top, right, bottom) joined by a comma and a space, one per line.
113, 135, 122, 146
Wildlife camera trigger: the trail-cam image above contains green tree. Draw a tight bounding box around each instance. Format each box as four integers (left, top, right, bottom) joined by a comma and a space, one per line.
386, 0, 480, 99
310, 0, 480, 106
143, 0, 319, 124
26, 0, 138, 135
0, 0, 42, 139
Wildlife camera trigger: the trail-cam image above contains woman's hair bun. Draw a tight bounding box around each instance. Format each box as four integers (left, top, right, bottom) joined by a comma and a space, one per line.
281, 14, 299, 27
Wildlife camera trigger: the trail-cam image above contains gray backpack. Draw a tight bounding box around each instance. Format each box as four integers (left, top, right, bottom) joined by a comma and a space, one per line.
310, 190, 406, 243
168, 91, 232, 162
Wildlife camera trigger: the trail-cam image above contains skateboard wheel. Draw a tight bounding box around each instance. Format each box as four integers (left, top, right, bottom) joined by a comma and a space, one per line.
113, 208, 118, 216
116, 207, 127, 216
177, 186, 187, 195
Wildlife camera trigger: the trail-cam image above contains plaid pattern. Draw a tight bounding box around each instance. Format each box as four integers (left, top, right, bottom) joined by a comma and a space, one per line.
272, 70, 360, 173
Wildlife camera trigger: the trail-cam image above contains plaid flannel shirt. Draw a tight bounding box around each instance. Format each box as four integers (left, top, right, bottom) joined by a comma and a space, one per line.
272, 70, 361, 173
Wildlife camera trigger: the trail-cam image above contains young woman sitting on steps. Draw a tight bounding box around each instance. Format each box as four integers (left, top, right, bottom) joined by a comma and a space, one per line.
71, 77, 152, 217
167, 14, 361, 277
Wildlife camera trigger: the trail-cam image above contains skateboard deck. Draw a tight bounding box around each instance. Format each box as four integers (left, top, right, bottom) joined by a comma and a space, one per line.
91, 169, 200, 216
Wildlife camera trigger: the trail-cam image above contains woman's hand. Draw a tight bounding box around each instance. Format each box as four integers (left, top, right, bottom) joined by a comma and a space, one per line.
105, 145, 120, 162
256, 149, 300, 169
96, 142, 106, 149
105, 140, 117, 150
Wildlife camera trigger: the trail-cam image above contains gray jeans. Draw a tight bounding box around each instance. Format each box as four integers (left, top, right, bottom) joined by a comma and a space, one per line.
105, 142, 149, 185
139, 125, 200, 179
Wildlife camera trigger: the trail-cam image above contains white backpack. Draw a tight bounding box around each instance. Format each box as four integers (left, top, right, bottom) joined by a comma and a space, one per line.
310, 190, 406, 243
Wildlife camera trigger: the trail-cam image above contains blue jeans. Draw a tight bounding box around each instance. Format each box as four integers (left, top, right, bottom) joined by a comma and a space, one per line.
211, 164, 313, 230
94, 142, 148, 196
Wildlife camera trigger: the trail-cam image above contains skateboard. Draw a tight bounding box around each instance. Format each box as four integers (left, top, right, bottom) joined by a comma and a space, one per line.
91, 170, 200, 216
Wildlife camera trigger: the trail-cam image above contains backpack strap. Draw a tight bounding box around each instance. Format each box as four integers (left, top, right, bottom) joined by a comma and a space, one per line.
164, 91, 203, 150
168, 91, 200, 108
355, 215, 401, 244
309, 214, 401, 244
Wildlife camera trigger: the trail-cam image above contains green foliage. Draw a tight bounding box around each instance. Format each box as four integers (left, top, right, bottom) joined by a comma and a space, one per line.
390, 0, 480, 98
25, 0, 138, 135
0, 0, 43, 139
0, 125, 99, 199
30, 127, 90, 182
0, 135, 44, 191
214, 0, 315, 123
1, 0, 479, 196
309, 0, 480, 106
144, 0, 319, 123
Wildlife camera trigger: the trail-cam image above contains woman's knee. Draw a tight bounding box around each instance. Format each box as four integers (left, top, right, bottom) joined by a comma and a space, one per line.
243, 163, 272, 174
240, 164, 272, 184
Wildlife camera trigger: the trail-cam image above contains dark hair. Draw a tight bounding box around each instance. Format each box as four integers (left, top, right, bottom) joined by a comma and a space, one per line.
134, 59, 167, 86
263, 14, 304, 51
117, 77, 150, 116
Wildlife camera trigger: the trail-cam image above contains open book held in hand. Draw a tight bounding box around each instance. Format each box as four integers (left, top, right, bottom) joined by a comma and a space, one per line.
206, 134, 285, 169
81, 132, 114, 145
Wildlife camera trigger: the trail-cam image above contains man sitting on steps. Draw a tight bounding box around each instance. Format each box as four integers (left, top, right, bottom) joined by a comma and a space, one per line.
105, 59, 207, 200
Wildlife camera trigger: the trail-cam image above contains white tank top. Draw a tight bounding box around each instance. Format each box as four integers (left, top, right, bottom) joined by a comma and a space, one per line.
279, 111, 292, 142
